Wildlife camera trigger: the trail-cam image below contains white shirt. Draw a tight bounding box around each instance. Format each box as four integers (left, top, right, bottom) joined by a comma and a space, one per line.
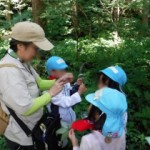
47, 83, 81, 125
73, 131, 126, 150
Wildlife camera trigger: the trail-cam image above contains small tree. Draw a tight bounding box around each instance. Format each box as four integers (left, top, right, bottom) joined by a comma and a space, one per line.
31, 0, 45, 27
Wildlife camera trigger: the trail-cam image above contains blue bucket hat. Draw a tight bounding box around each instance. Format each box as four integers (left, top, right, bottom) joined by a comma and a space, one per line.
46, 56, 68, 75
100, 66, 127, 86
86, 87, 127, 138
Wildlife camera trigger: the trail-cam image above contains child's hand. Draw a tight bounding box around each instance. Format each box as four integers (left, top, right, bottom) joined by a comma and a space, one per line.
68, 129, 78, 146
76, 78, 83, 85
78, 83, 87, 95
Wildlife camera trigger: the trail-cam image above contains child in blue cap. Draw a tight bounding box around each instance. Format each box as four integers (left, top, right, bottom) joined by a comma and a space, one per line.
99, 66, 128, 128
69, 66, 127, 150
46, 56, 86, 125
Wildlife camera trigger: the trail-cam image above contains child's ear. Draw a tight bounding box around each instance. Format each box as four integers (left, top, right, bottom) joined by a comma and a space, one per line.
105, 79, 109, 86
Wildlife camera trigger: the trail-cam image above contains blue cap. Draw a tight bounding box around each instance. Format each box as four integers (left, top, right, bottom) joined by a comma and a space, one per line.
46, 56, 68, 75
100, 66, 127, 86
86, 87, 127, 138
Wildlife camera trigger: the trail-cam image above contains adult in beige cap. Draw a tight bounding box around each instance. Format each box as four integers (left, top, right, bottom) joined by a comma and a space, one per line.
11, 21, 54, 51
0, 21, 73, 150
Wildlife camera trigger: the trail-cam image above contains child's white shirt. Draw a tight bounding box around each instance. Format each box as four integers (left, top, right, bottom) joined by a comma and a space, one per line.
47, 83, 81, 125
73, 130, 126, 150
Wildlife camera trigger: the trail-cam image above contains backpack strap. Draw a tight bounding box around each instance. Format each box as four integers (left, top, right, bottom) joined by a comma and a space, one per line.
0, 63, 32, 137
0, 63, 18, 68
51, 103, 59, 115
7, 107, 32, 137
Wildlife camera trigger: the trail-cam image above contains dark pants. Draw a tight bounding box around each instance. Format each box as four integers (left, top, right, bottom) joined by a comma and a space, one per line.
6, 138, 35, 150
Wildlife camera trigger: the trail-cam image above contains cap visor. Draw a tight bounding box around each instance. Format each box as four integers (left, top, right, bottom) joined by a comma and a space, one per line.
85, 93, 103, 109
34, 38, 54, 51
57, 64, 68, 70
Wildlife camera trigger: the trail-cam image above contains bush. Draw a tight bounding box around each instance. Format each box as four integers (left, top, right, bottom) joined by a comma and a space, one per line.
0, 0, 150, 149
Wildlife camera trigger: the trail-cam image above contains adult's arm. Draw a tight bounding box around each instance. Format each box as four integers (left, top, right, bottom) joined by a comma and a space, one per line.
30, 66, 56, 91
36, 77, 55, 91
0, 68, 52, 116
24, 92, 51, 116
32, 66, 74, 92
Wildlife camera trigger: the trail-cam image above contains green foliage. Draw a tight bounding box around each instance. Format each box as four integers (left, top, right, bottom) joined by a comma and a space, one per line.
0, 0, 150, 150
51, 36, 150, 150
0, 0, 32, 39
56, 121, 70, 141
0, 136, 9, 150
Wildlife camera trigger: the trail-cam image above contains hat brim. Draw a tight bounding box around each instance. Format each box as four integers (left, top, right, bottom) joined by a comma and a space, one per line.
85, 93, 99, 108
85, 93, 94, 103
57, 64, 68, 70
33, 38, 54, 51
85, 92, 109, 114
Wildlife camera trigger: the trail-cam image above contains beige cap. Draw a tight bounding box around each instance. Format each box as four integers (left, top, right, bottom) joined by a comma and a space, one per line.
11, 21, 54, 51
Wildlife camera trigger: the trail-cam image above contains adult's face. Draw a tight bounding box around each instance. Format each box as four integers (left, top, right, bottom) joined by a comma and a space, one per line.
17, 43, 39, 62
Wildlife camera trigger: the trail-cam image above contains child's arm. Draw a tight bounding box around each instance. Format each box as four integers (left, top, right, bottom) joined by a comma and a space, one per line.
69, 129, 91, 150
52, 83, 86, 108
79, 137, 91, 150
52, 92, 81, 108
72, 136, 93, 150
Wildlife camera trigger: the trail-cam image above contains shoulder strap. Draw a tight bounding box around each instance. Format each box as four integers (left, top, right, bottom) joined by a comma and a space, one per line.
7, 107, 32, 137
0, 63, 18, 68
51, 103, 59, 115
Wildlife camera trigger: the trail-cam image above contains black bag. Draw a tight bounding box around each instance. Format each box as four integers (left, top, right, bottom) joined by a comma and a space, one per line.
7, 106, 62, 150
32, 113, 62, 150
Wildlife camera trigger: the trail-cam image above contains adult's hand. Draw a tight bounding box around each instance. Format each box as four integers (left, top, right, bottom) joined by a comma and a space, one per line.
48, 80, 64, 97
58, 73, 74, 84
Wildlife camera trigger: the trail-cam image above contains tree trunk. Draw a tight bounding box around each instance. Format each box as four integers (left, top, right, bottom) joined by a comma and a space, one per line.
5, 0, 11, 23
142, 0, 149, 29
111, 0, 120, 22
71, 0, 79, 60
112, 6, 120, 22
31, 0, 45, 27
111, 0, 120, 42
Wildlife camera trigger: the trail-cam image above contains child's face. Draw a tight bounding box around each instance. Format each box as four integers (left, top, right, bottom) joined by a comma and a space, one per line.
50, 70, 66, 79
98, 74, 107, 89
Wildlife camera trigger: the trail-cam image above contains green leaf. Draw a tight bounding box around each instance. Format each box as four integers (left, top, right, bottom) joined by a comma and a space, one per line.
56, 127, 68, 135
145, 137, 150, 145
60, 121, 69, 129
61, 131, 69, 141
